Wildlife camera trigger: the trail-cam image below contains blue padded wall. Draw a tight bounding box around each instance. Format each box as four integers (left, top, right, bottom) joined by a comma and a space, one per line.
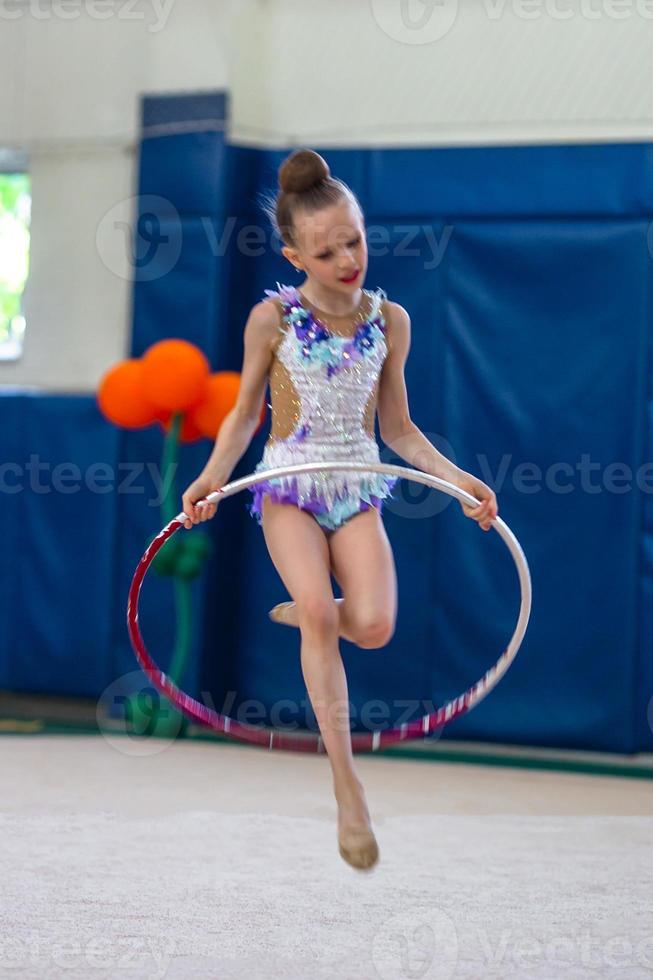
0, 393, 120, 696
2, 103, 652, 753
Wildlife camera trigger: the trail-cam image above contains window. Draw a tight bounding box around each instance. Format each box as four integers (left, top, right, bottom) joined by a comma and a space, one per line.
0, 172, 30, 362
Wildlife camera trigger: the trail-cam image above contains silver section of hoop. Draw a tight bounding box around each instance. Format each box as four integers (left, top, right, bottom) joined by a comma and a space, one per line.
174, 460, 532, 710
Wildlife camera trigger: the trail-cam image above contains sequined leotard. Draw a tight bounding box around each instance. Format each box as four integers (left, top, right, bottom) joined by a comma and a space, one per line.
247, 282, 398, 533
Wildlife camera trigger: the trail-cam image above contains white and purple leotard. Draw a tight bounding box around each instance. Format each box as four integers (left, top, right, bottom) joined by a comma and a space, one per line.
247, 282, 398, 533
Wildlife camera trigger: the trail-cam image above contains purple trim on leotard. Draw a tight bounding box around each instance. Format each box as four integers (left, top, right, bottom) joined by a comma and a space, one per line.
247, 476, 392, 531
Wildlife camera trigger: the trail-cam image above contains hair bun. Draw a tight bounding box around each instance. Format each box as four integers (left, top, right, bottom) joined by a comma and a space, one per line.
278, 149, 330, 195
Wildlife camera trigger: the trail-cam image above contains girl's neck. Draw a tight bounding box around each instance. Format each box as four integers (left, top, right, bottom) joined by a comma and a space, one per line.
297, 280, 364, 317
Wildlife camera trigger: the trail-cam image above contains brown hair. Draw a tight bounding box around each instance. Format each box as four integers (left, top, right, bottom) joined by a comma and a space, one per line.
260, 148, 362, 248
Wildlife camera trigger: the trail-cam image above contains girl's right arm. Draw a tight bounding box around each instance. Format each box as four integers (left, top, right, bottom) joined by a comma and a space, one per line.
181, 300, 278, 529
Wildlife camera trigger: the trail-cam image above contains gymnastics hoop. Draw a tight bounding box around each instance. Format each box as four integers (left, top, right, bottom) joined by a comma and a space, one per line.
127, 461, 532, 754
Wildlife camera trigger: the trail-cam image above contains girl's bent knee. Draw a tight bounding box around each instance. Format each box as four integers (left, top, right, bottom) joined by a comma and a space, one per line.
352, 614, 395, 649
297, 596, 340, 636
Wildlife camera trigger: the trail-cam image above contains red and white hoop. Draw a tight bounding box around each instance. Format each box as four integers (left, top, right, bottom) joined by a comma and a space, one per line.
127, 461, 532, 753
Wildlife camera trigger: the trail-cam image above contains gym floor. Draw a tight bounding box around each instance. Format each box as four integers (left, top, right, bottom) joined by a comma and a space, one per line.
2, 733, 652, 979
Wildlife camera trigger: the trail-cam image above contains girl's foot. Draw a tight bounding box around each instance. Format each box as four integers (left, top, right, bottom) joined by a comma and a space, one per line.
335, 780, 379, 871
268, 600, 296, 626
338, 819, 379, 871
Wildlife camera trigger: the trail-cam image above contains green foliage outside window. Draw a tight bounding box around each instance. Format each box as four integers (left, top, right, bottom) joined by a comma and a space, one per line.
0, 174, 30, 352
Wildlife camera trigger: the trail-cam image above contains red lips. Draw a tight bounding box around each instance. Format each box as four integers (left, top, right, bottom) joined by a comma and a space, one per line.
339, 270, 360, 283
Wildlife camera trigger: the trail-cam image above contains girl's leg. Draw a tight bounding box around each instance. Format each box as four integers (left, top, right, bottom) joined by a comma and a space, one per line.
271, 506, 398, 650
325, 506, 398, 850
327, 506, 398, 651
271, 596, 356, 642
260, 496, 377, 867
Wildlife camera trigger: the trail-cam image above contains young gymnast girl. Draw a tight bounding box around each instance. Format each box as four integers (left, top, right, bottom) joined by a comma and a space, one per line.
181, 148, 498, 871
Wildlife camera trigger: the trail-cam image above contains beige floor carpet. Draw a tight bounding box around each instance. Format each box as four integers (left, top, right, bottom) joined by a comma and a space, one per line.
1, 736, 652, 979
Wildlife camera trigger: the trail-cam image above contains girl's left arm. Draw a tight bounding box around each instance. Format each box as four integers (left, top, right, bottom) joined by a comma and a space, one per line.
377, 302, 498, 532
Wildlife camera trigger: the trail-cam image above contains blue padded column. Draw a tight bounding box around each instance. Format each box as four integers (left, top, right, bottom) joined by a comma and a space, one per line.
112, 92, 232, 696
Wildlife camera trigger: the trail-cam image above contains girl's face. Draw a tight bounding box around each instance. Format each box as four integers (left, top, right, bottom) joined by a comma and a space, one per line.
282, 198, 368, 296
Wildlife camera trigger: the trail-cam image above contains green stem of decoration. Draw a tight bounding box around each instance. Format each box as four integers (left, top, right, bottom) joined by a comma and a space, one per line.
160, 411, 192, 688
161, 412, 182, 525
168, 576, 193, 684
